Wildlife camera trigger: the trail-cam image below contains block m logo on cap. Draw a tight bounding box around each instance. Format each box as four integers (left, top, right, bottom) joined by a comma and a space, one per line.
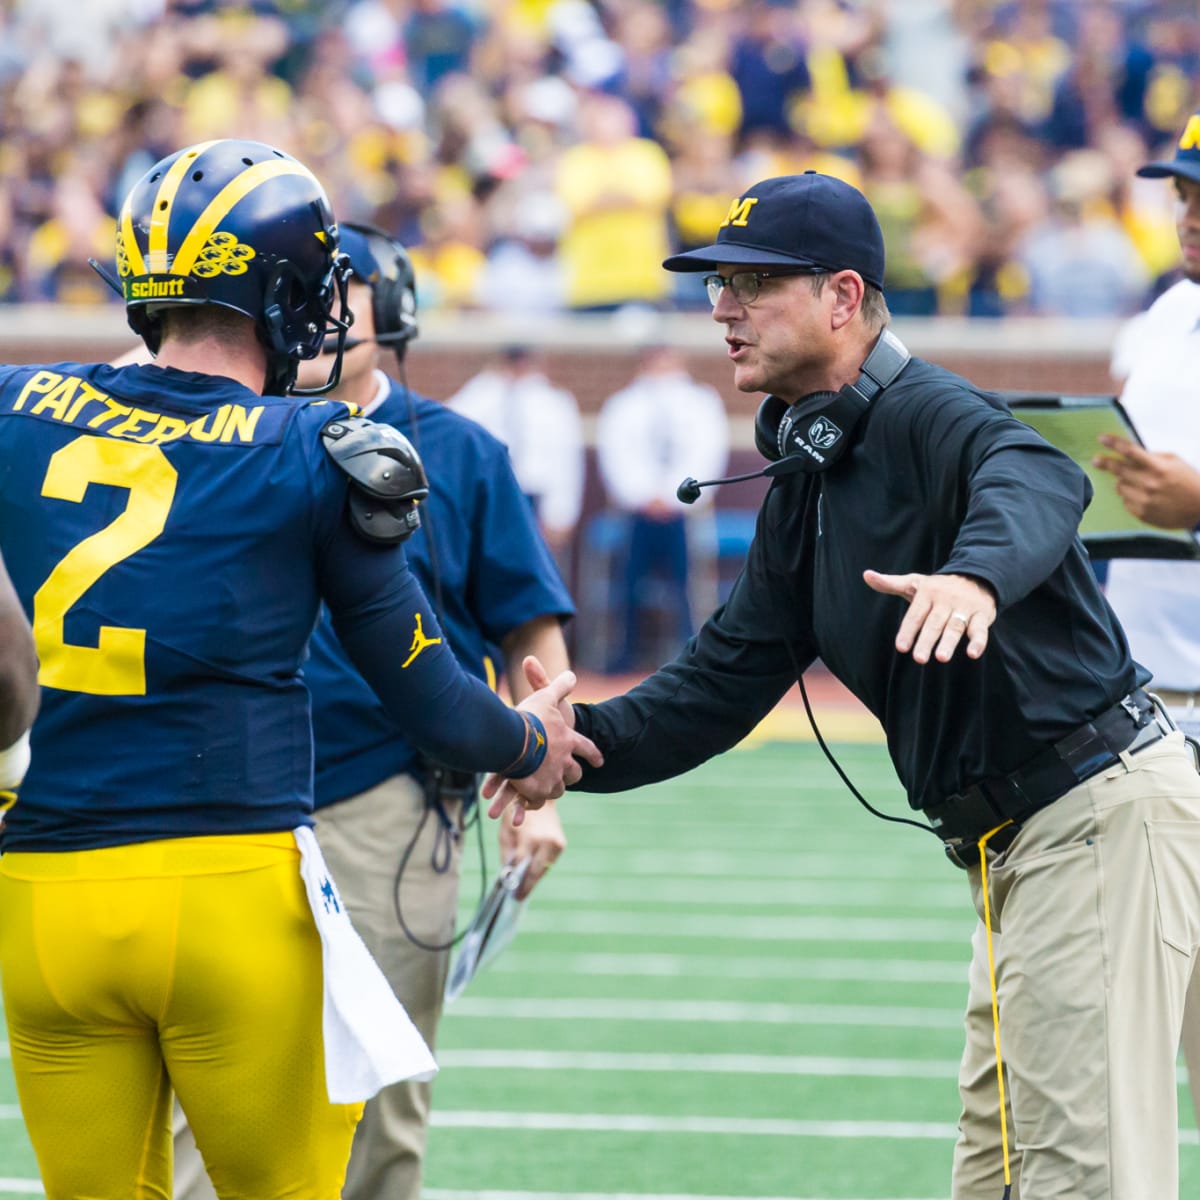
720, 197, 759, 228
1180, 114, 1200, 151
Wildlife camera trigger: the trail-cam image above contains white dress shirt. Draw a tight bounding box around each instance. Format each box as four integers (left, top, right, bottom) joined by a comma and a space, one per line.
595, 368, 729, 512
447, 368, 584, 534
1106, 279, 1200, 689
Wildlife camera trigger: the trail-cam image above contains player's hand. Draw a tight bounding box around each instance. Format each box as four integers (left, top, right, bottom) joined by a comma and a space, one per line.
863, 569, 996, 663
483, 659, 600, 824
1093, 435, 1200, 529
499, 799, 566, 899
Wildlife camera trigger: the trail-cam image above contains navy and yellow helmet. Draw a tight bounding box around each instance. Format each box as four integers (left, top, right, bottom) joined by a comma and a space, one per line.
115, 138, 351, 394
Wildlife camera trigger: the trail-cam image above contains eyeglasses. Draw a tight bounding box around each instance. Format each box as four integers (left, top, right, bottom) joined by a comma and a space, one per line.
703, 267, 826, 307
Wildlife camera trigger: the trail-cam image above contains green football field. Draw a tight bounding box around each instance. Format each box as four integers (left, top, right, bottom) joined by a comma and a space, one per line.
2, 741, 1198, 1197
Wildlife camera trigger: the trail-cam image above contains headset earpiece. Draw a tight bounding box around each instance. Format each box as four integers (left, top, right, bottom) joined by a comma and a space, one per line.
752, 330, 911, 474
754, 394, 790, 461
343, 222, 418, 363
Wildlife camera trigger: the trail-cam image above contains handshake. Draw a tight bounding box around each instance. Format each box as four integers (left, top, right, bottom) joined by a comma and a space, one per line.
486, 656, 599, 824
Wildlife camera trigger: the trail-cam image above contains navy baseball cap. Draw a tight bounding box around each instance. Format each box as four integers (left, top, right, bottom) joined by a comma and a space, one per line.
662, 172, 886, 290
337, 226, 381, 284
1137, 111, 1200, 184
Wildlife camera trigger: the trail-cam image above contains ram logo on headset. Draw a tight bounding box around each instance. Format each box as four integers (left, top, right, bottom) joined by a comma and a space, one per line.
807, 415, 842, 451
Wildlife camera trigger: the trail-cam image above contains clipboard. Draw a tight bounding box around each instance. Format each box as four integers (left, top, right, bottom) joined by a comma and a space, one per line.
1005, 392, 1200, 561
444, 856, 530, 1004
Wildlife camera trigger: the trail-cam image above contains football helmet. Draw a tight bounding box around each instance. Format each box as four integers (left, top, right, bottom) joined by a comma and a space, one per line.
109, 139, 352, 395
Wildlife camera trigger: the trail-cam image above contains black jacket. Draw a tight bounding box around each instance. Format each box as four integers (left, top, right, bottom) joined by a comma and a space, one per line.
574, 356, 1144, 812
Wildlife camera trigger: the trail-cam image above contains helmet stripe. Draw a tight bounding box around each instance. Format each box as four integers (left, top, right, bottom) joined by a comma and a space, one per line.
119, 197, 145, 276
172, 160, 320, 277
147, 140, 221, 273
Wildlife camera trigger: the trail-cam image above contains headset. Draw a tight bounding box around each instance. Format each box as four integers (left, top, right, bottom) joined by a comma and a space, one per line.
677, 329, 911, 503
341, 221, 419, 365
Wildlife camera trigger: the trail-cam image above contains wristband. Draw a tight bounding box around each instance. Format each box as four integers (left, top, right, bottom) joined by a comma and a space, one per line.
0, 729, 31, 791
502, 712, 548, 779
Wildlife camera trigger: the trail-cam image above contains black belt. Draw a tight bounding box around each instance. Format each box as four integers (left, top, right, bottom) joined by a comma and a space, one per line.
927, 689, 1167, 867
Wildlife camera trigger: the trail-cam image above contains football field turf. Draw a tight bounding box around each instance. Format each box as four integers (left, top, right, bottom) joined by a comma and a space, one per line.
2, 740, 1198, 1197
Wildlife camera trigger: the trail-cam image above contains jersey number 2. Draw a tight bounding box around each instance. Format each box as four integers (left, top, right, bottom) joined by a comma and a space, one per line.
34, 436, 177, 695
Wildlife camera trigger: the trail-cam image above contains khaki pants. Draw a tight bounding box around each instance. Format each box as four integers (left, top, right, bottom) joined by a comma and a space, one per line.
951, 731, 1200, 1198
175, 774, 463, 1200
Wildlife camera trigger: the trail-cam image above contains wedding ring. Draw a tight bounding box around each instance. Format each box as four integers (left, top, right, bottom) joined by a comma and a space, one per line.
949, 611, 970, 626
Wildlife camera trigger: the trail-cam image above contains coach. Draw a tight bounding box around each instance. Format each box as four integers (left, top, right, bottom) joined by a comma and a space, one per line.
494, 173, 1200, 1198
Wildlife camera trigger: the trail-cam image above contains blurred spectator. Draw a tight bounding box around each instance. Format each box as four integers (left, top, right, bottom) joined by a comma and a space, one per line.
974, 0, 1072, 128
179, 13, 293, 142
408, 189, 487, 309
1020, 147, 1149, 317
858, 112, 982, 315
475, 191, 569, 313
403, 0, 479, 94
668, 129, 742, 310
595, 344, 729, 674
613, 0, 673, 139
1042, 4, 1154, 151
25, 160, 115, 304
963, 161, 1045, 317
447, 345, 584, 560
729, 1, 810, 140
554, 91, 673, 312
1097, 120, 1182, 288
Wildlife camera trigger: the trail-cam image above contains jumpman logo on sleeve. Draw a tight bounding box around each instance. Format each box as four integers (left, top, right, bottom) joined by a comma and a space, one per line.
402, 612, 443, 668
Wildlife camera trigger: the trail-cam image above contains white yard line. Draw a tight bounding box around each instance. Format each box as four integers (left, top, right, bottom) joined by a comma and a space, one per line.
432, 1110, 959, 1139
424, 1191, 943, 1200
493, 952, 967, 984
543, 853, 950, 881
447, 997, 962, 1029
535, 879, 963, 911
430, 1112, 1200, 1146
437, 1049, 956, 1078
517, 911, 970, 944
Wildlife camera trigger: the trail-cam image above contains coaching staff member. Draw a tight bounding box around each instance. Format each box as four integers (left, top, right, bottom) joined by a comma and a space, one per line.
491, 173, 1200, 1198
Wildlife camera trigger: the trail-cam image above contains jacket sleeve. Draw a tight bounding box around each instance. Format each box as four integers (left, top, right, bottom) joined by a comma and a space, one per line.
572, 513, 812, 792
940, 421, 1091, 610
902, 385, 1091, 611
316, 502, 529, 772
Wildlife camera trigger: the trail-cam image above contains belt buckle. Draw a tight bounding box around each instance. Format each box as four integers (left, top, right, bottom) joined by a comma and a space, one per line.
943, 840, 974, 871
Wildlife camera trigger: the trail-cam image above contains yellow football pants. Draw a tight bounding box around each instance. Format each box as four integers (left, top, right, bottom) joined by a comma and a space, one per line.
0, 833, 362, 1199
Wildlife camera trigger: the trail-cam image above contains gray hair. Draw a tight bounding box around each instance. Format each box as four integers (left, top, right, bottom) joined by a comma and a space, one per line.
807, 273, 890, 331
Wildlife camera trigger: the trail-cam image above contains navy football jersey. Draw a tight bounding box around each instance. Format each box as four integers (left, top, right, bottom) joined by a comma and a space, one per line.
0, 361, 528, 851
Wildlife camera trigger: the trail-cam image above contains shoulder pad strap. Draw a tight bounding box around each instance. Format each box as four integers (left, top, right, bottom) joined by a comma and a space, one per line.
322, 415, 430, 545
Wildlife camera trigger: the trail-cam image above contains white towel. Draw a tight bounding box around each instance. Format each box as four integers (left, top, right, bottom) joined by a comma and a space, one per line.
294, 825, 438, 1103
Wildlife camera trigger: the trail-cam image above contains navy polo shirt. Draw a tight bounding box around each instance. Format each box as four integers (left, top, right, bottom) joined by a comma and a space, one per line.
307, 378, 574, 808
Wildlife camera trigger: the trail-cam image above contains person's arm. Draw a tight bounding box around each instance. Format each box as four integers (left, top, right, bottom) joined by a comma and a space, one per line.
864, 396, 1090, 666
499, 614, 571, 898
0, 551, 38, 783
1093, 435, 1200, 529
317, 508, 598, 800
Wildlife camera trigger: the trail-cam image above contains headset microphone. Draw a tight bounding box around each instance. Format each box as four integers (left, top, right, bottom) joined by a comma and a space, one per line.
677, 455, 811, 504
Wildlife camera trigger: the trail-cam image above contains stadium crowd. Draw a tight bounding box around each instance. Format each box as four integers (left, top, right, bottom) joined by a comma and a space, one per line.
1, 0, 1198, 318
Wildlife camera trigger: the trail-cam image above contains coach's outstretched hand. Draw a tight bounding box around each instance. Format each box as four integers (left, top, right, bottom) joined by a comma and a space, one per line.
486, 657, 601, 823
864, 569, 997, 664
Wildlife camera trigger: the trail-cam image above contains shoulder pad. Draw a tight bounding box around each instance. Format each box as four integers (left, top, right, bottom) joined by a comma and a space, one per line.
322, 415, 430, 545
